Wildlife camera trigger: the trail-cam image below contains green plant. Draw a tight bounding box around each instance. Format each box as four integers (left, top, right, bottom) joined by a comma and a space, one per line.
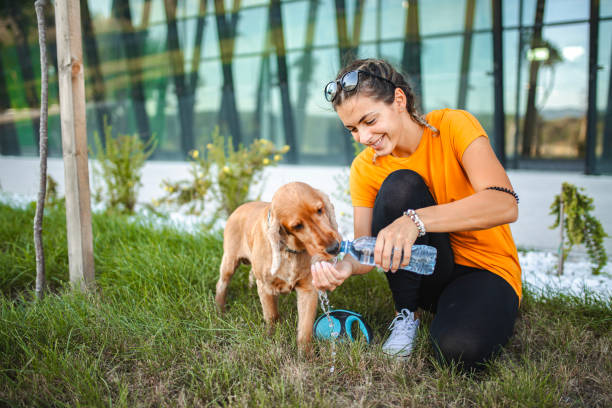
91, 119, 157, 215
156, 148, 213, 215
209, 130, 289, 217
549, 182, 608, 275
41, 174, 64, 209
158, 127, 289, 218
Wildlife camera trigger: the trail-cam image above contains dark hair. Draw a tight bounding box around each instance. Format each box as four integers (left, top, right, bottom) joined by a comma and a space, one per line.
331, 58, 438, 134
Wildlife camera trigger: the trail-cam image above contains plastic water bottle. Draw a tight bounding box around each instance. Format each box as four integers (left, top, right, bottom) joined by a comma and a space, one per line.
339, 236, 437, 275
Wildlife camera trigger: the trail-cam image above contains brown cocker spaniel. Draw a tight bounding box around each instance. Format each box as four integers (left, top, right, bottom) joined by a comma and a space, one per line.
215, 182, 341, 349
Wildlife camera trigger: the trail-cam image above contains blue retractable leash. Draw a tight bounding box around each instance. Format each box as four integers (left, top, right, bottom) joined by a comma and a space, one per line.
313, 309, 374, 344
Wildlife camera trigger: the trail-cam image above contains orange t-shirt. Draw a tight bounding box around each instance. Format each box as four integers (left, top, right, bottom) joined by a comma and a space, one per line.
349, 108, 522, 300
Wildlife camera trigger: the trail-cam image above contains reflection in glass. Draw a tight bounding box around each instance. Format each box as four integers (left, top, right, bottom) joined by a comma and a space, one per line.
520, 23, 588, 161
0, 0, 608, 175
596, 21, 612, 173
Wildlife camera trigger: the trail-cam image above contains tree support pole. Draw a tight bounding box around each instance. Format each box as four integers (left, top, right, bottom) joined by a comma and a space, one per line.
55, 0, 95, 290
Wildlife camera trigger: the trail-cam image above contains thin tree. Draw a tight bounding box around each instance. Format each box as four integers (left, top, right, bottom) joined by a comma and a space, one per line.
550, 182, 608, 275
34, 0, 49, 300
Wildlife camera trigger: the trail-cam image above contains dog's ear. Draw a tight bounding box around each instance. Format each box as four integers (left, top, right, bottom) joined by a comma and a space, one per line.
316, 189, 338, 231
265, 209, 283, 276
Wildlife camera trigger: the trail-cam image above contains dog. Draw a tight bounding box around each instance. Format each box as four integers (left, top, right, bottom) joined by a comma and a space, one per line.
215, 182, 342, 349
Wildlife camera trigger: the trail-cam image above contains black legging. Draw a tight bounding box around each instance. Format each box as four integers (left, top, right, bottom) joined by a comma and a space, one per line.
371, 169, 519, 370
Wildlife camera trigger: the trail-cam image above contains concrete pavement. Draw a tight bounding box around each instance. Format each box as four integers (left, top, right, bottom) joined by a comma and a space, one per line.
1, 157, 610, 255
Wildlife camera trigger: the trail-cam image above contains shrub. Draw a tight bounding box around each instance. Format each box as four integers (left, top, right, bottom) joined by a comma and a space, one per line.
91, 119, 156, 214
155, 147, 213, 216
44, 174, 64, 208
549, 182, 608, 275
157, 127, 289, 218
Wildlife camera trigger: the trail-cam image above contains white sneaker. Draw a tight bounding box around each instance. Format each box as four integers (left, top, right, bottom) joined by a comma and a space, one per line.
382, 309, 420, 357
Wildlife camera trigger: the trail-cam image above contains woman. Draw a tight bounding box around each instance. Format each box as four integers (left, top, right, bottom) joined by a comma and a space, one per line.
311, 58, 521, 370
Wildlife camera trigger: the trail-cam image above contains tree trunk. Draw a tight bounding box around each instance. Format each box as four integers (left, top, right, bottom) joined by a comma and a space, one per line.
557, 195, 565, 276
34, 0, 49, 300
521, 0, 546, 157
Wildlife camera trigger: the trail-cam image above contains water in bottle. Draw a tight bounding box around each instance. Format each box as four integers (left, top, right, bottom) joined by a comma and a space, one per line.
338, 236, 437, 275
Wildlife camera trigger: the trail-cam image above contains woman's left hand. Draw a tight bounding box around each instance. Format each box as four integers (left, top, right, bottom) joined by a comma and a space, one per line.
374, 213, 420, 272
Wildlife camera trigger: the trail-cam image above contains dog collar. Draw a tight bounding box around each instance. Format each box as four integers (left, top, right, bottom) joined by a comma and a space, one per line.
267, 209, 305, 255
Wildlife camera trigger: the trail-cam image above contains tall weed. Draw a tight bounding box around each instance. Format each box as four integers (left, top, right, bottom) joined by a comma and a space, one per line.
91, 119, 156, 214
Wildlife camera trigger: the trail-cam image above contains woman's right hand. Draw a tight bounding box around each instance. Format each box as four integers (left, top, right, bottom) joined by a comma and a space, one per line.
311, 259, 353, 292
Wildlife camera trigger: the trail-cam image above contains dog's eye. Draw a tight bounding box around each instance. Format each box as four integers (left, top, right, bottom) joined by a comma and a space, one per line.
292, 223, 303, 231
317, 207, 323, 215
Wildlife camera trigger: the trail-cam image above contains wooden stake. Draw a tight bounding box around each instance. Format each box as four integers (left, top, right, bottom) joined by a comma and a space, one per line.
55, 0, 95, 290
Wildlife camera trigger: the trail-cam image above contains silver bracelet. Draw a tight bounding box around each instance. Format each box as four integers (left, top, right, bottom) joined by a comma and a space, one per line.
404, 209, 426, 237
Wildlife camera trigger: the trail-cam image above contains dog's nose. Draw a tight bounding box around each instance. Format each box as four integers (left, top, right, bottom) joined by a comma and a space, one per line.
325, 241, 340, 255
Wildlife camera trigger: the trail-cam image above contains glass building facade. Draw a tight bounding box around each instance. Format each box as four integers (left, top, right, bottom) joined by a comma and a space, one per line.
0, 0, 611, 173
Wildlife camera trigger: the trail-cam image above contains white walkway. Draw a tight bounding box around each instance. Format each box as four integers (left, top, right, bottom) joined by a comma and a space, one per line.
1, 156, 611, 254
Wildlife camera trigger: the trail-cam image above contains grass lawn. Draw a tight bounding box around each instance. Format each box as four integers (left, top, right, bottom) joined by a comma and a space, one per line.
0, 202, 610, 407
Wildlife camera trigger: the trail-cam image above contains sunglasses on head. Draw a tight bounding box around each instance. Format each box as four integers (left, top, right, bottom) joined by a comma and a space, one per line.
324, 70, 396, 102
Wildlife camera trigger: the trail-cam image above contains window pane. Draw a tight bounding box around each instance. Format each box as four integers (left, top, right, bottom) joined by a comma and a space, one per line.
518, 23, 589, 160
503, 0, 519, 27
313, 0, 338, 47
503, 29, 521, 162
544, 0, 588, 23
282, 1, 309, 51
421, 36, 463, 110
602, 0, 612, 17
466, 33, 495, 148
595, 21, 612, 173
292, 47, 351, 165
234, 6, 268, 56
474, 0, 492, 30
419, 0, 466, 35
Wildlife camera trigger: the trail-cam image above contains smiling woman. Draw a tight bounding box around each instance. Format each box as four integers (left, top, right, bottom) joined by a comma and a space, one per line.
311, 58, 521, 370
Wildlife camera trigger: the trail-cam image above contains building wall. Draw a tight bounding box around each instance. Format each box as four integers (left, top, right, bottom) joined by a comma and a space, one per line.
0, 0, 611, 173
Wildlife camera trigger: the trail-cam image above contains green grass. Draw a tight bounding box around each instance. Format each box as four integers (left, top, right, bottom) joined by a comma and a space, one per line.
1, 202, 611, 407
